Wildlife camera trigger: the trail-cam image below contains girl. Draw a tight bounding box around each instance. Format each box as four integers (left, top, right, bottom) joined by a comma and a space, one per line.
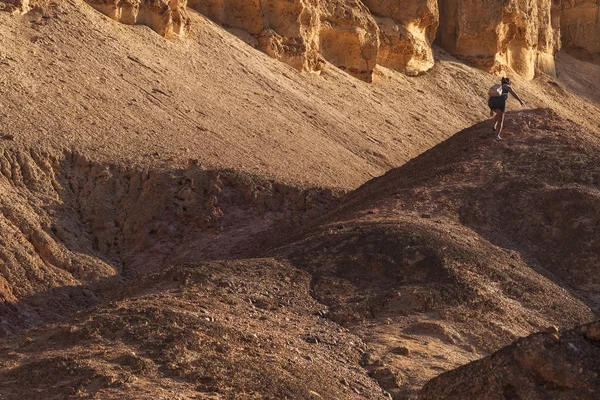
488, 77, 525, 141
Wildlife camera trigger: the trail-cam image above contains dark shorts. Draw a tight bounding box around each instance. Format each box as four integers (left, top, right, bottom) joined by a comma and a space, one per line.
488, 96, 507, 112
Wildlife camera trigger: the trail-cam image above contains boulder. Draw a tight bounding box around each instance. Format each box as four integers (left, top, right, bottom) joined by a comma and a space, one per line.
420, 321, 600, 400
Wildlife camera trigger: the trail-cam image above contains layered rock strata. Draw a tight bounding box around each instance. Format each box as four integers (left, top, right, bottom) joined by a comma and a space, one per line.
85, 0, 191, 37
560, 0, 600, 62
188, 0, 380, 81
363, 0, 439, 75
436, 0, 561, 78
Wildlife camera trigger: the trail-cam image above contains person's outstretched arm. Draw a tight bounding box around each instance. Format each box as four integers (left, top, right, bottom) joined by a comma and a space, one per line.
508, 87, 525, 106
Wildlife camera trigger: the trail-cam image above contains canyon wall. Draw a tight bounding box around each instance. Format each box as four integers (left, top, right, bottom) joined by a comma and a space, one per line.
363, 0, 439, 75
436, 0, 561, 79
560, 0, 600, 62
69, 0, 600, 79
188, 0, 380, 81
85, 0, 191, 37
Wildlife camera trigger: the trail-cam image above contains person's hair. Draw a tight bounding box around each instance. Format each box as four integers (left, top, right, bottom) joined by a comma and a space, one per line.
501, 77, 511, 85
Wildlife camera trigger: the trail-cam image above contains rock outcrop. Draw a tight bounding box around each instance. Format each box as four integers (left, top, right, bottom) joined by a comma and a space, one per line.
560, 0, 600, 62
363, 0, 439, 75
85, 0, 191, 37
436, 0, 561, 79
188, 0, 380, 81
420, 321, 600, 400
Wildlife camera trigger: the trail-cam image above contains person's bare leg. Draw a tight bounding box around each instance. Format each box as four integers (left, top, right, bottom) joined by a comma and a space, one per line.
493, 110, 500, 131
495, 111, 505, 140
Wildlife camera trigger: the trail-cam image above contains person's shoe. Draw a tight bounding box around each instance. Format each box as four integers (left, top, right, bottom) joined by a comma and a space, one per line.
493, 135, 502, 141
493, 122, 498, 131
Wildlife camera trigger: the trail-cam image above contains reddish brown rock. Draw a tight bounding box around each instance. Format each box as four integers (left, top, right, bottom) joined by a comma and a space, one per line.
420, 321, 600, 400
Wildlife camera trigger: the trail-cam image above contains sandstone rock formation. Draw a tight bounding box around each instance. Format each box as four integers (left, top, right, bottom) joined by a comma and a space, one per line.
420, 321, 600, 400
188, 0, 380, 81
85, 0, 191, 37
363, 0, 439, 75
76, 0, 600, 81
437, 0, 562, 78
560, 0, 600, 62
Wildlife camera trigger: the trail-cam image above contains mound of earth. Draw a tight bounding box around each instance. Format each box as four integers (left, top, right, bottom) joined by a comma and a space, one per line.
323, 108, 600, 309
272, 108, 600, 397
0, 259, 386, 400
419, 321, 600, 400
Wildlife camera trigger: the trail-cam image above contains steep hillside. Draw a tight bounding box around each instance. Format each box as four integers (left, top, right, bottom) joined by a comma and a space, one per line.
317, 108, 600, 309
0, 1, 598, 190
1, 1, 597, 337
272, 108, 600, 397
0, 109, 599, 399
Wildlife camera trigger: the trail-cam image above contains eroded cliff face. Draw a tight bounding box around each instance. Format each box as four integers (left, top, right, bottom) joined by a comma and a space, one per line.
85, 0, 191, 37
560, 0, 600, 62
188, 0, 380, 81
363, 0, 439, 75
436, 0, 561, 79
75, 0, 599, 79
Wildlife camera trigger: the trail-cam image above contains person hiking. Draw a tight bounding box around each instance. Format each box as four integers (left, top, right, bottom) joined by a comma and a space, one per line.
488, 77, 525, 141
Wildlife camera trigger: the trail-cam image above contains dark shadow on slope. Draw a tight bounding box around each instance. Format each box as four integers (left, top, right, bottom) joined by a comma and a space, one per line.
0, 149, 340, 338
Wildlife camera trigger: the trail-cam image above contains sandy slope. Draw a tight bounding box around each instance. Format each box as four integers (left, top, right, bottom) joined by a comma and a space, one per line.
0, 1, 598, 190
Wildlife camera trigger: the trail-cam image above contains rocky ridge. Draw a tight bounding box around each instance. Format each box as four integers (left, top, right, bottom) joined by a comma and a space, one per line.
419, 321, 600, 399
271, 108, 600, 397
